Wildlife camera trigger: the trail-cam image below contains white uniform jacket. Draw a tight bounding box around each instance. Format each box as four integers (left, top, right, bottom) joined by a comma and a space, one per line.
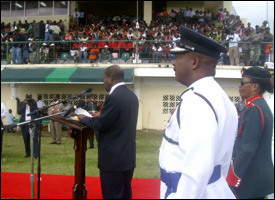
159, 77, 238, 199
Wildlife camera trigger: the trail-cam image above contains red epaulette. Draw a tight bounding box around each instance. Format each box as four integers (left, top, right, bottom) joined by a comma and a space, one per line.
244, 94, 265, 130
244, 94, 263, 108
226, 166, 242, 188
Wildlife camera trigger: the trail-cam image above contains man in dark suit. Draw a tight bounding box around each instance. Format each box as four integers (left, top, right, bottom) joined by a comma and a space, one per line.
17, 93, 39, 158
77, 65, 139, 199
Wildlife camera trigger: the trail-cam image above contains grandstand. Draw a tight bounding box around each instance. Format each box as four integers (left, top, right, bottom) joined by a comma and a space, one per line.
1, 1, 273, 130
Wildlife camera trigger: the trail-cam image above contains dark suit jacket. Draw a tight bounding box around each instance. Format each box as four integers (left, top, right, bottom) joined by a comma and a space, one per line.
17, 99, 40, 127
231, 97, 274, 198
81, 85, 139, 172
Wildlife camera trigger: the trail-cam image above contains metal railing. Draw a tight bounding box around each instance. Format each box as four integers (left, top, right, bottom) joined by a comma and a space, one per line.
1, 40, 273, 66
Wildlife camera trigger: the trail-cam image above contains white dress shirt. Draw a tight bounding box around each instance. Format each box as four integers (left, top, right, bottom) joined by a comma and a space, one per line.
226, 33, 241, 48
109, 82, 125, 95
1, 102, 7, 119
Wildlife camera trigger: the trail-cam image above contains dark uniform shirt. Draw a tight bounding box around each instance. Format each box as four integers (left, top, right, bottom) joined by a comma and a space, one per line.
85, 101, 101, 112
227, 94, 274, 198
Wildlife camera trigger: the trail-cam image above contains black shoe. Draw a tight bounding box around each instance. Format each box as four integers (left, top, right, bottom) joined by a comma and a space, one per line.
89, 145, 94, 149
49, 141, 57, 144
24, 155, 30, 158
34, 156, 38, 159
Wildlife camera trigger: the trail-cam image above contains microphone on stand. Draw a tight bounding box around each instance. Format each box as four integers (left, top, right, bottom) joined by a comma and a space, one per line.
68, 88, 93, 101
78, 88, 92, 97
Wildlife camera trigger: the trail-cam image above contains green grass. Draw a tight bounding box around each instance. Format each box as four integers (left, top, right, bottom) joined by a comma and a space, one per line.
1, 129, 163, 179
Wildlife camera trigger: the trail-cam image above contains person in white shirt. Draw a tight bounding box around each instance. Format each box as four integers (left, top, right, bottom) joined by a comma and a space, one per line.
37, 95, 46, 110
152, 43, 163, 63
1, 102, 7, 155
45, 20, 54, 41
226, 28, 241, 65
70, 46, 79, 63
7, 109, 15, 133
78, 43, 88, 63
159, 26, 238, 199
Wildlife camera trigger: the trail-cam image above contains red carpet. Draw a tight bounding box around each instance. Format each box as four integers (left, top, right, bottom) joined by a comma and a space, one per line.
1, 172, 160, 199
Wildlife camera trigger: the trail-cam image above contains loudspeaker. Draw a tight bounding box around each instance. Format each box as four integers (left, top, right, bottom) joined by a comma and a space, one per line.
33, 22, 45, 39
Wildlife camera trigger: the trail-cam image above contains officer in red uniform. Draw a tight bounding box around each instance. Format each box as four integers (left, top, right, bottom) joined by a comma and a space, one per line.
227, 66, 274, 198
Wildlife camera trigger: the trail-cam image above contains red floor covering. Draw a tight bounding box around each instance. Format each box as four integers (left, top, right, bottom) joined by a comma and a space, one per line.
1, 172, 160, 199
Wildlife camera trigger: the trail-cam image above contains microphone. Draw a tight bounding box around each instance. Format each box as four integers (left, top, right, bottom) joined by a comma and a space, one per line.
68, 88, 93, 100
63, 107, 75, 117
77, 88, 92, 97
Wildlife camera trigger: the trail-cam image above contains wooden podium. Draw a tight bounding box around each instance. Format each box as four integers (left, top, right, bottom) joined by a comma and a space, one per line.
50, 115, 93, 199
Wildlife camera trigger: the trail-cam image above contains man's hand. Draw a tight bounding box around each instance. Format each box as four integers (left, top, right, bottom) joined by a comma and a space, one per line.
23, 99, 28, 105
77, 114, 86, 121
91, 111, 100, 117
88, 110, 100, 117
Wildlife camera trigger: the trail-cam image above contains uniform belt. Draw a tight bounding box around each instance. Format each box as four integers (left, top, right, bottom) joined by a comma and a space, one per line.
160, 165, 221, 198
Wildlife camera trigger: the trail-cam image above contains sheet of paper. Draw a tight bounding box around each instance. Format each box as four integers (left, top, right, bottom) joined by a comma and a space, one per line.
74, 107, 93, 118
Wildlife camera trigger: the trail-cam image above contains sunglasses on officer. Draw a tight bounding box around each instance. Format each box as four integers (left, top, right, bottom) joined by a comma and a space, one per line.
240, 80, 256, 86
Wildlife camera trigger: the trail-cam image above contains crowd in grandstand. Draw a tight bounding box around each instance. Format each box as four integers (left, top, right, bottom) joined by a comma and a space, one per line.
1, 7, 273, 65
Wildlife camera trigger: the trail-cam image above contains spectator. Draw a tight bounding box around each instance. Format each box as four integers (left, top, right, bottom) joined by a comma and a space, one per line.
89, 43, 100, 63
78, 42, 88, 63
250, 28, 263, 66
99, 45, 112, 64
11, 29, 23, 64
45, 21, 54, 41
162, 43, 172, 65
36, 95, 46, 110
260, 20, 269, 30
40, 43, 49, 63
70, 45, 79, 63
64, 31, 73, 41
263, 27, 273, 63
20, 28, 29, 64
226, 28, 241, 65
27, 32, 35, 64
48, 43, 57, 64
7, 109, 15, 133
69, 17, 76, 29
52, 21, 61, 40
245, 22, 255, 34
152, 43, 163, 63
241, 29, 252, 66
80, 32, 89, 43
2, 11, 270, 66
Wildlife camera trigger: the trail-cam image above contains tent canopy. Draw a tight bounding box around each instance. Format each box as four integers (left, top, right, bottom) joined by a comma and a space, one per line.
1, 67, 134, 84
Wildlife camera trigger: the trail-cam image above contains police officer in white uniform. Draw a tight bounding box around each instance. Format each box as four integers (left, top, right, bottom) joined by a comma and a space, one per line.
159, 26, 239, 199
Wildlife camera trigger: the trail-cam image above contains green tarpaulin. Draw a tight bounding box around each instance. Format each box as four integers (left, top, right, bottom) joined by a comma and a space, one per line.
1, 67, 134, 84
